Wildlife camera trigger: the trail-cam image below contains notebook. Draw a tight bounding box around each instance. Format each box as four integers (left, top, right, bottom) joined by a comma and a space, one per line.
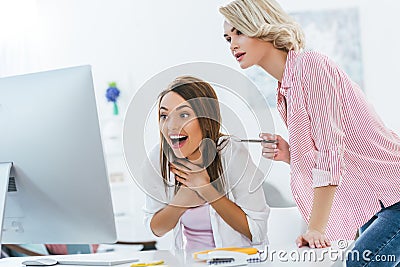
193, 247, 264, 266
55, 252, 138, 266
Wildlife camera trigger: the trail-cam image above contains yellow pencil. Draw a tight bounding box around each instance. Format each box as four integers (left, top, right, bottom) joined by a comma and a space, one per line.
130, 260, 165, 266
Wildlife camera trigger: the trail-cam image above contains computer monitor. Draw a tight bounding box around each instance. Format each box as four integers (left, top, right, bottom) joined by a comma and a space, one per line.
0, 66, 117, 246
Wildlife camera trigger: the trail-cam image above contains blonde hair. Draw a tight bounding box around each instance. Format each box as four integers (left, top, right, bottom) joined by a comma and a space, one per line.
219, 0, 305, 52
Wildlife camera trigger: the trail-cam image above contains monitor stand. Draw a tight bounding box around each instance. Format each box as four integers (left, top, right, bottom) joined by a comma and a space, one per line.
0, 162, 12, 252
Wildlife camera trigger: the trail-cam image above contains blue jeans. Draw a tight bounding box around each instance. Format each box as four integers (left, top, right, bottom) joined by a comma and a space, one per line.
346, 201, 400, 267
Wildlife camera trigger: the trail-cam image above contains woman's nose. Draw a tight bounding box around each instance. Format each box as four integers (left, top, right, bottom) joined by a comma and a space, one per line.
167, 116, 180, 131
230, 39, 239, 52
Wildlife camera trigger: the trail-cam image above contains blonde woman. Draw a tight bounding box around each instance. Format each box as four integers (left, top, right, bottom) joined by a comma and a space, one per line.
142, 76, 269, 250
220, 0, 400, 266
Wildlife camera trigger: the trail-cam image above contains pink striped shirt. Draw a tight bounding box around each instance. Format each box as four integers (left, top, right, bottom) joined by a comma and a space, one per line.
278, 50, 400, 240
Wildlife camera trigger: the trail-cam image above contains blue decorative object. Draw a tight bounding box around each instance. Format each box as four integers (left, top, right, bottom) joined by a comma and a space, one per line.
106, 82, 120, 115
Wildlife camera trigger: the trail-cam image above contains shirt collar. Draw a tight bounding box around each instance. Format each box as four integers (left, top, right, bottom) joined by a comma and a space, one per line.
277, 50, 300, 97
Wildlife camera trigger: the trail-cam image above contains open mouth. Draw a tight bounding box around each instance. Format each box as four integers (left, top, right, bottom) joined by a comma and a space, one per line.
169, 134, 189, 149
235, 52, 246, 62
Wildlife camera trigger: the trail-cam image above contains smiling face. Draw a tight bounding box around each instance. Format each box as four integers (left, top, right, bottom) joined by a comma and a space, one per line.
223, 21, 274, 69
159, 91, 203, 160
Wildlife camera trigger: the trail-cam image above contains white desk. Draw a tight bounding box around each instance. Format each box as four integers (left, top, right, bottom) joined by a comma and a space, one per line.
0, 241, 351, 267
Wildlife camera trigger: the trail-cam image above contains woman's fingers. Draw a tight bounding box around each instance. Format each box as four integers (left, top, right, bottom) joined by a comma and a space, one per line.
259, 133, 290, 163
312, 233, 330, 248
260, 133, 278, 159
170, 161, 193, 175
170, 166, 188, 179
172, 159, 204, 173
325, 237, 331, 247
313, 239, 321, 248
259, 132, 276, 142
261, 143, 277, 152
261, 147, 276, 159
311, 237, 327, 248
170, 161, 190, 171
175, 175, 186, 183
296, 235, 307, 247
320, 236, 331, 248
296, 230, 332, 249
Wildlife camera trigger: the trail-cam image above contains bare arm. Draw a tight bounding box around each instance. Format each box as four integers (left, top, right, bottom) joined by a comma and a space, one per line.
309, 185, 337, 233
296, 185, 337, 248
150, 205, 187, 237
150, 186, 205, 237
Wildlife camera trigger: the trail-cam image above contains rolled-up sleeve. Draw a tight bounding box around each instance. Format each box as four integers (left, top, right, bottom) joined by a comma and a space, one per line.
243, 206, 270, 245
300, 54, 345, 188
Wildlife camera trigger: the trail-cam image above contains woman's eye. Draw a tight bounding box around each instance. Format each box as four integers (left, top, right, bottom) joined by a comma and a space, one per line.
225, 37, 231, 43
180, 113, 190, 119
236, 30, 242, 35
159, 114, 167, 120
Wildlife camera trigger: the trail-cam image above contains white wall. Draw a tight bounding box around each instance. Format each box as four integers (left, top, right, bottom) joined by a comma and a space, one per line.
1, 0, 236, 118
2, 0, 399, 129
1, 0, 400, 247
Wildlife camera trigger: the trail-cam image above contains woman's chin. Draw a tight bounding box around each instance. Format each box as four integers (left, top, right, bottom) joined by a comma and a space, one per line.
239, 62, 251, 69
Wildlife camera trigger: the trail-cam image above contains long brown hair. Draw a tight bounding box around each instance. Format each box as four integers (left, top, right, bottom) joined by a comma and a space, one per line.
158, 76, 226, 194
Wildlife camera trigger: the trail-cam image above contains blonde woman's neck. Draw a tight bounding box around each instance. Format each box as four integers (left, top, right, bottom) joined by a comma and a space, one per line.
257, 45, 288, 82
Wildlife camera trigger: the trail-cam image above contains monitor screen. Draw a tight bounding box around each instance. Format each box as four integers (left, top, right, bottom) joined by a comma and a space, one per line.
0, 65, 117, 244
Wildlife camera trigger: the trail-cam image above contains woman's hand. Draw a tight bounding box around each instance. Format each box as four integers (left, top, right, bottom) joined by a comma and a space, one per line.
296, 229, 331, 249
259, 133, 290, 164
171, 185, 206, 208
170, 159, 211, 189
